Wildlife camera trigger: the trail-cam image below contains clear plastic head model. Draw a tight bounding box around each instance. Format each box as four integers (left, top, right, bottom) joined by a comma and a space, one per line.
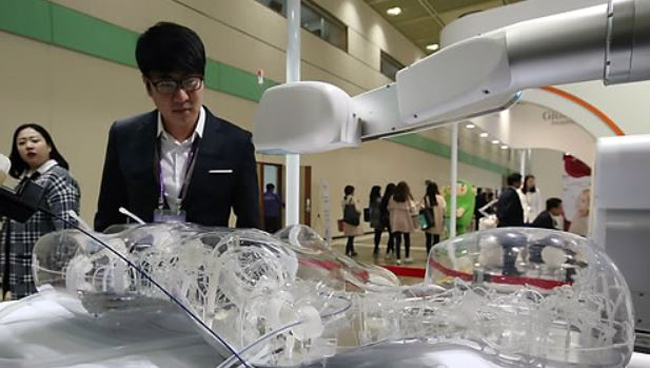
424, 227, 634, 368
26, 225, 634, 368
30, 224, 381, 366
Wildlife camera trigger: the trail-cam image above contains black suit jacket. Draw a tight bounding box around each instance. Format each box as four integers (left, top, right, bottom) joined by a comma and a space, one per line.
496, 187, 524, 227
94, 107, 259, 231
532, 210, 556, 229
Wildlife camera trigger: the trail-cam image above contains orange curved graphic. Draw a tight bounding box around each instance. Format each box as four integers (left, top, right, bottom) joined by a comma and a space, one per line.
539, 86, 625, 136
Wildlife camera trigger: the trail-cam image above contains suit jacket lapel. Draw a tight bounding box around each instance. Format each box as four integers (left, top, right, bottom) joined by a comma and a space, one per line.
182, 107, 226, 207
136, 111, 159, 209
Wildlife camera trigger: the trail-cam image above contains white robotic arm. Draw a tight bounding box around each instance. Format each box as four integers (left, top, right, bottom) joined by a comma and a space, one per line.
253, 0, 650, 154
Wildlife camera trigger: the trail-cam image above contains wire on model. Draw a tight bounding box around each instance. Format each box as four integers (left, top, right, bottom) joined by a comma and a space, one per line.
38, 205, 252, 368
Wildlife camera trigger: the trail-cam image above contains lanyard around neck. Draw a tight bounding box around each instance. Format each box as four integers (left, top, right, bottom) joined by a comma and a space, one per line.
155, 136, 201, 210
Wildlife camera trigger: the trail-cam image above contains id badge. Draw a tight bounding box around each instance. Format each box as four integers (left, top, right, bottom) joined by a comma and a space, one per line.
153, 209, 187, 223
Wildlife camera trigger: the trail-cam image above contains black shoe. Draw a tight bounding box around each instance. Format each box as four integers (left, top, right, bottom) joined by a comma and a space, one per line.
502, 268, 523, 277
351, 252, 358, 257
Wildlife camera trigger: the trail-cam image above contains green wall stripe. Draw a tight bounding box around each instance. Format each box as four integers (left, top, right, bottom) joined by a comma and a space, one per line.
0, 0, 508, 173
389, 134, 450, 159
0, 0, 277, 102
0, 0, 52, 43
51, 5, 139, 67
205, 60, 277, 102
388, 134, 511, 175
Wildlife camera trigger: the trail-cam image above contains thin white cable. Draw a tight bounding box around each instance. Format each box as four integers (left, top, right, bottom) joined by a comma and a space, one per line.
118, 207, 146, 225
40, 206, 251, 368
67, 210, 92, 231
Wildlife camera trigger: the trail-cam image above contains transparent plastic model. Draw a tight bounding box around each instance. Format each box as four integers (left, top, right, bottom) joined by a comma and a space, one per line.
13, 225, 634, 368
424, 228, 634, 368
274, 225, 400, 290
29, 224, 390, 366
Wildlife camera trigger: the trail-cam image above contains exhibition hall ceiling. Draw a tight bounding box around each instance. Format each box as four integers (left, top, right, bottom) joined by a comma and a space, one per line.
363, 0, 523, 53
419, 122, 514, 168
363, 0, 523, 167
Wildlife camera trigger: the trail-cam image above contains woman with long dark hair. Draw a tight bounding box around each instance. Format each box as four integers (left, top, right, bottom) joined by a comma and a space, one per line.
368, 185, 383, 255
380, 183, 396, 257
423, 181, 446, 255
341, 185, 361, 257
1, 123, 80, 300
521, 174, 544, 223
388, 181, 415, 264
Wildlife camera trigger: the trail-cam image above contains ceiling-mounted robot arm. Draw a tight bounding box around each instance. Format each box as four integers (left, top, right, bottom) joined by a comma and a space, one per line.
253, 0, 650, 154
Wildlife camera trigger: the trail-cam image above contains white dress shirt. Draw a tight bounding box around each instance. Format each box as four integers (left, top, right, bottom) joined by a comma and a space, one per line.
523, 189, 544, 223
157, 107, 206, 212
24, 159, 58, 179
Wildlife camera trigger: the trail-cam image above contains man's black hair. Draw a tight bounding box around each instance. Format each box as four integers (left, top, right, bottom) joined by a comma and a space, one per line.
136, 22, 206, 78
344, 185, 354, 197
266, 183, 275, 191
546, 197, 562, 211
506, 173, 522, 186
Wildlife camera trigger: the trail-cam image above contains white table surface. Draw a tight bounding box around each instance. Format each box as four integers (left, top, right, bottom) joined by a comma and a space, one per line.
1, 297, 649, 367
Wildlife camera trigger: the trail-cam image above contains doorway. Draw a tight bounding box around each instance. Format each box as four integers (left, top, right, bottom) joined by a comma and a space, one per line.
258, 162, 312, 231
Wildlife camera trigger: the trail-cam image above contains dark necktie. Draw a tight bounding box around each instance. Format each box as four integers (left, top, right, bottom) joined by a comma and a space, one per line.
16, 171, 41, 193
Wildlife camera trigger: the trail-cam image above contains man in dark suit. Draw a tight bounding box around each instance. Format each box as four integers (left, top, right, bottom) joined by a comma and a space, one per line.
94, 22, 259, 231
496, 173, 524, 227
532, 197, 563, 230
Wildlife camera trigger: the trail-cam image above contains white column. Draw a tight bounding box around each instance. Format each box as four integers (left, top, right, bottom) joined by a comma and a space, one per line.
450, 122, 459, 238
285, 0, 301, 226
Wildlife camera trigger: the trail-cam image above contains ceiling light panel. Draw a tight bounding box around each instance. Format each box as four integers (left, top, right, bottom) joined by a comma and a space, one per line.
386, 7, 402, 16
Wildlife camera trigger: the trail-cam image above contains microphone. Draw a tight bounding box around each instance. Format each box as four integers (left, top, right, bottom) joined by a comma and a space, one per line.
0, 153, 9, 186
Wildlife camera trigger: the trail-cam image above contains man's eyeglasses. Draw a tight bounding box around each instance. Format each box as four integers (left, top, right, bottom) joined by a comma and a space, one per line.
148, 76, 203, 95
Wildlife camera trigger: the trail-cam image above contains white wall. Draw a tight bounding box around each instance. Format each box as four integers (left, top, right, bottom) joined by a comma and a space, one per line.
558, 80, 650, 136
471, 101, 597, 165
530, 149, 564, 201
313, 0, 425, 67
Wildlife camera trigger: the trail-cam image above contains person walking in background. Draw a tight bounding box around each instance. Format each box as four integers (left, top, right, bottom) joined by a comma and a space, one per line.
1, 123, 81, 300
263, 183, 283, 233
368, 185, 383, 256
497, 173, 524, 227
474, 188, 486, 230
423, 181, 446, 256
341, 185, 361, 257
532, 197, 564, 230
568, 188, 590, 237
521, 174, 544, 224
388, 181, 416, 265
380, 183, 396, 258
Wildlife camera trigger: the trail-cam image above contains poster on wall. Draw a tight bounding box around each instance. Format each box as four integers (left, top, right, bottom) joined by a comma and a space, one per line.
562, 155, 591, 237
320, 179, 332, 245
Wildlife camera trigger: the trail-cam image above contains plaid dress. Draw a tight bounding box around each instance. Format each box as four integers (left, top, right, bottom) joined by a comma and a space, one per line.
0, 165, 80, 299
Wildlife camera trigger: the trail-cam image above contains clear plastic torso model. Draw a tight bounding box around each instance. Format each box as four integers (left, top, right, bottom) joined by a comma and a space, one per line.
5, 225, 632, 368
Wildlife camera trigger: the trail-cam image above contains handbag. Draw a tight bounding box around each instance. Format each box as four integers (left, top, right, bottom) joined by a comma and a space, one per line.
419, 208, 434, 230
363, 208, 370, 222
337, 219, 345, 232
343, 204, 360, 226
421, 196, 436, 230
412, 214, 421, 229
